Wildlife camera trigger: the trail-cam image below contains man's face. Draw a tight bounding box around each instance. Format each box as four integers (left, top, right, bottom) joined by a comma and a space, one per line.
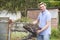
39, 4, 46, 11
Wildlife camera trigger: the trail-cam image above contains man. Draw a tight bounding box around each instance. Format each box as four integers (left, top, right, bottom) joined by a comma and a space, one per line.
33, 2, 51, 40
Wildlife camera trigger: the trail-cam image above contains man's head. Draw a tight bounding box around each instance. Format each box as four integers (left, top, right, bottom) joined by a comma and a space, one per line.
38, 2, 47, 12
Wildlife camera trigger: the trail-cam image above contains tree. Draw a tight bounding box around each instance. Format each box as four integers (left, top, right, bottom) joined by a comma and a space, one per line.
38, 0, 60, 8
0, 0, 60, 16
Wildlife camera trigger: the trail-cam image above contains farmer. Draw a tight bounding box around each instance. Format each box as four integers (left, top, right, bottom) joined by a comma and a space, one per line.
32, 2, 51, 40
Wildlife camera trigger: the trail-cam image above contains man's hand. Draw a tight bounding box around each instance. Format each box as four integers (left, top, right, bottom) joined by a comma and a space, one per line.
36, 30, 41, 34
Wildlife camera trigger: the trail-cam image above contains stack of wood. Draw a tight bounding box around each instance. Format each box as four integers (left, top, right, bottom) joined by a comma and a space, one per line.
23, 23, 41, 40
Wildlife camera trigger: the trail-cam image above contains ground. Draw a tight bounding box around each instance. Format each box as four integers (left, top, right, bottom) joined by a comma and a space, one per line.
11, 32, 60, 40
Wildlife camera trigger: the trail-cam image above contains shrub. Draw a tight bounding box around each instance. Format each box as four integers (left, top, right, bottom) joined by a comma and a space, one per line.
15, 17, 33, 22
51, 27, 60, 39
58, 26, 60, 31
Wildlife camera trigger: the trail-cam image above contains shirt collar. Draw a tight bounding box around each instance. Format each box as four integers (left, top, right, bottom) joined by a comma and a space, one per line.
41, 9, 47, 15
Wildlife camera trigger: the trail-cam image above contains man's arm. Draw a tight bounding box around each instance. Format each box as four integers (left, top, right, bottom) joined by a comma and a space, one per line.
37, 21, 51, 34
32, 19, 39, 24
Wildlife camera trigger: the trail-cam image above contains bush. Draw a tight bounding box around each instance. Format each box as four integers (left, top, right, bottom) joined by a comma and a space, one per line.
15, 17, 33, 22
51, 27, 60, 39
20, 17, 32, 22
58, 26, 60, 31
11, 32, 29, 40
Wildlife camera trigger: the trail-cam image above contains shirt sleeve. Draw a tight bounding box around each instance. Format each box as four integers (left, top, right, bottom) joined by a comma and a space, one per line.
46, 13, 51, 22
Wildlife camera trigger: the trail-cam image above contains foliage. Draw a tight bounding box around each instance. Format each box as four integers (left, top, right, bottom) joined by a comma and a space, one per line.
0, 0, 60, 16
51, 27, 60, 39
11, 27, 60, 40
38, 0, 60, 8
58, 26, 60, 31
15, 17, 33, 22
11, 32, 29, 40
0, 0, 38, 14
58, 13, 60, 25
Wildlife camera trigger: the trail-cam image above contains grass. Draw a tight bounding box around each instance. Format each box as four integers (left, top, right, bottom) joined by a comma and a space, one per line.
10, 25, 60, 40
11, 32, 29, 40
10, 32, 60, 40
